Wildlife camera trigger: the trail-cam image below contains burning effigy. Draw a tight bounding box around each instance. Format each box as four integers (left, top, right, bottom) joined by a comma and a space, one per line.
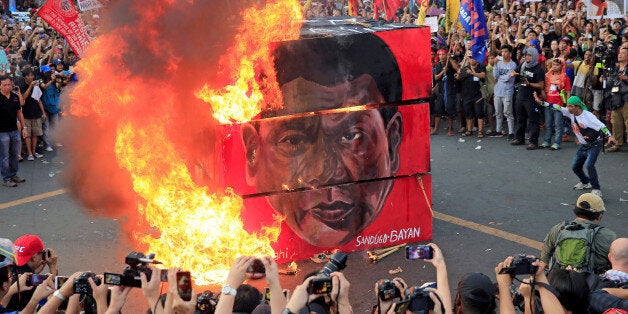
60, 0, 432, 285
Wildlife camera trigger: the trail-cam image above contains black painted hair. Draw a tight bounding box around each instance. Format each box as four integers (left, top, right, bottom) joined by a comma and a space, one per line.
273, 33, 402, 104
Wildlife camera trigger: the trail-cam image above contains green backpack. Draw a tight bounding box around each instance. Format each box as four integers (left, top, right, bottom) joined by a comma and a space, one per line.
549, 221, 603, 272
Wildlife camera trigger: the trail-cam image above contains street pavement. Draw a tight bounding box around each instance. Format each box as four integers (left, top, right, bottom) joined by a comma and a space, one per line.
0, 130, 626, 313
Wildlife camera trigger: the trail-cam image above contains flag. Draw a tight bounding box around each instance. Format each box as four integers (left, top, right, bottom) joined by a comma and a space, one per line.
416, 0, 429, 25
459, 0, 488, 63
348, 0, 359, 16
373, 0, 408, 21
446, 0, 460, 32
38, 0, 90, 58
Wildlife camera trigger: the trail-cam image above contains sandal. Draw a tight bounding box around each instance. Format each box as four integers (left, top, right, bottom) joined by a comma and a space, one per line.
461, 131, 472, 137
477, 132, 484, 138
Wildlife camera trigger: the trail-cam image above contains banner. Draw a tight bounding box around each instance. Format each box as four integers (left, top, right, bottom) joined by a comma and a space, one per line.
77, 0, 103, 12
586, 0, 626, 19
459, 0, 488, 63
38, 0, 91, 58
446, 0, 460, 31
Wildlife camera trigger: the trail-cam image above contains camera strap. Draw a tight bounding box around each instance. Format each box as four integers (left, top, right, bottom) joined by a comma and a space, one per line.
531, 280, 562, 299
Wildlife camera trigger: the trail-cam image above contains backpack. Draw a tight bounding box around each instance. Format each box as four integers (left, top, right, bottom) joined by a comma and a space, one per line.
549, 221, 603, 272
582, 271, 627, 291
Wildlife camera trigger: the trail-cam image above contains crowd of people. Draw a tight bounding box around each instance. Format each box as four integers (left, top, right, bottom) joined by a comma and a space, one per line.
0, 3, 92, 188
0, 193, 625, 313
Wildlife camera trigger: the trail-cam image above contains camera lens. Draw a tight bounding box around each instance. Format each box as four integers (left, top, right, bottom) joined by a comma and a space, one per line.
319, 252, 347, 276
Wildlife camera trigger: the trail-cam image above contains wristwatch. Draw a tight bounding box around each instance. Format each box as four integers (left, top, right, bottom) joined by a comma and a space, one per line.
221, 284, 237, 296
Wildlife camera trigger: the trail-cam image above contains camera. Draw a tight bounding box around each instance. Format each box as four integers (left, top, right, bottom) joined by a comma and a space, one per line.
73, 272, 101, 295
246, 259, 265, 279
196, 291, 218, 314
105, 252, 164, 288
378, 279, 400, 301
27, 274, 48, 286
307, 251, 347, 294
498, 255, 538, 275
405, 283, 436, 313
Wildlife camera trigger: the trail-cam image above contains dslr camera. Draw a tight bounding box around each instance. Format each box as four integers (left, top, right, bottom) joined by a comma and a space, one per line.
105, 252, 164, 288
196, 290, 218, 314
307, 251, 347, 295
405, 283, 436, 313
498, 255, 538, 275
73, 272, 101, 295
378, 279, 400, 301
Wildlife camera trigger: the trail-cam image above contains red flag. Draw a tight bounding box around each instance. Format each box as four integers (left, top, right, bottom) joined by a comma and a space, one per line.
373, 0, 382, 19
348, 0, 359, 16
38, 0, 90, 58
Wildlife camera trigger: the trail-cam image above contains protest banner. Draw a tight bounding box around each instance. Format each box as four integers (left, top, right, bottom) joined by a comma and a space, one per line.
38, 0, 91, 58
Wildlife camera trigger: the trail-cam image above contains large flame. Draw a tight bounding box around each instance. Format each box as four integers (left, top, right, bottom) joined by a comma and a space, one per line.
62, 0, 302, 285
195, 0, 303, 123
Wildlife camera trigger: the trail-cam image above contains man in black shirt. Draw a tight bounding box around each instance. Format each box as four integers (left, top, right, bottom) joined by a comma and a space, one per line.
511, 48, 545, 149
19, 68, 46, 161
0, 75, 27, 187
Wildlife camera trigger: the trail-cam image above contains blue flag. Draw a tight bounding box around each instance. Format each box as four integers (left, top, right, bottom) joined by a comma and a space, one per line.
459, 0, 488, 63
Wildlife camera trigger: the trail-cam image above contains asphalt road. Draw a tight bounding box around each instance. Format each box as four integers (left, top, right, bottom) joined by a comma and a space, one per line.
0, 130, 626, 313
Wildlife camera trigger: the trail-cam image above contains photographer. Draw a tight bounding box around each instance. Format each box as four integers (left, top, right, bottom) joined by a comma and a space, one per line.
215, 256, 286, 314
284, 272, 352, 314
372, 277, 407, 314
495, 257, 565, 314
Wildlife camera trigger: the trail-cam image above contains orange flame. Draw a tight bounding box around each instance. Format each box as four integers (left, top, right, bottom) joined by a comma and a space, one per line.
195, 0, 303, 123
63, 0, 303, 285
114, 122, 280, 284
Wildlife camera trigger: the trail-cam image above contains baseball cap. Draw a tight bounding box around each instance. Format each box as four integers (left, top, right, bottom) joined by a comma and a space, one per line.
0, 238, 16, 268
577, 193, 606, 213
14, 234, 44, 266
457, 273, 495, 305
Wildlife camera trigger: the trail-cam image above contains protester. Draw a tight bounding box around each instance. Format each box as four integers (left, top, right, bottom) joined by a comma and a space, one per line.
0, 74, 27, 187
540, 192, 618, 274
535, 94, 616, 196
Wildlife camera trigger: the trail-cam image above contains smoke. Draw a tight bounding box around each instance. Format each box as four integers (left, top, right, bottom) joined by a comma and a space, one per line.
59, 0, 263, 235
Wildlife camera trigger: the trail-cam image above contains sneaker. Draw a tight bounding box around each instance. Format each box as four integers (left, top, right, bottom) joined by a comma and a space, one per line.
27, 155, 34, 161
3, 180, 17, 187
44, 146, 54, 152
511, 139, 525, 145
592, 189, 602, 197
34, 153, 44, 159
540, 142, 549, 148
458, 127, 466, 133
491, 131, 504, 138
526, 144, 538, 150
550, 143, 560, 150
11, 176, 25, 183
606, 145, 621, 152
508, 134, 515, 141
573, 182, 593, 190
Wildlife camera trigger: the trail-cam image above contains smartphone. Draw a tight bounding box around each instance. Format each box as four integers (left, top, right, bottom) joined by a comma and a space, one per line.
27, 274, 48, 286
103, 273, 122, 286
392, 299, 411, 314
405, 245, 434, 260
176, 271, 192, 301
159, 269, 168, 282
54, 276, 69, 289
307, 277, 333, 294
261, 287, 271, 302
247, 259, 265, 274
